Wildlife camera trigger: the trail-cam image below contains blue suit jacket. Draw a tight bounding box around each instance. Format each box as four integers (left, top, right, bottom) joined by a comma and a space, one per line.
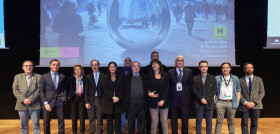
40, 72, 66, 108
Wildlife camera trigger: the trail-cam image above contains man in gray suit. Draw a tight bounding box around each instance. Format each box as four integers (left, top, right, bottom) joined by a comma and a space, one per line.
238, 62, 265, 134
13, 60, 41, 134
40, 59, 66, 134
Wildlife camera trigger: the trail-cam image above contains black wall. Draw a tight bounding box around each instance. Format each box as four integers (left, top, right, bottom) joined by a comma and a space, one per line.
1, 0, 279, 119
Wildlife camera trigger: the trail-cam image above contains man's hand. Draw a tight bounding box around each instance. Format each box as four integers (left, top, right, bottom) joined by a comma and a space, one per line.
158, 100, 165, 107
201, 98, 208, 104
148, 91, 159, 98
85, 103, 91, 109
23, 99, 31, 105
245, 102, 255, 109
44, 104, 52, 112
113, 96, 119, 103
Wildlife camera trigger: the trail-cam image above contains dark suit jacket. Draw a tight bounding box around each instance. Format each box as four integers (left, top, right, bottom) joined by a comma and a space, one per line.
84, 72, 106, 105
192, 74, 217, 110
123, 73, 148, 111
102, 76, 124, 114
40, 72, 66, 108
168, 68, 193, 106
238, 75, 265, 112
67, 76, 86, 101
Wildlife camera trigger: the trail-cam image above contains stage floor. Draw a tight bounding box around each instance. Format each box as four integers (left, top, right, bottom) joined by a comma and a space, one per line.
0, 118, 279, 134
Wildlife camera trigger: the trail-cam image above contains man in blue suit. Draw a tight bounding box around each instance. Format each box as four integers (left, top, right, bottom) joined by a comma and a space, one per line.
40, 59, 66, 134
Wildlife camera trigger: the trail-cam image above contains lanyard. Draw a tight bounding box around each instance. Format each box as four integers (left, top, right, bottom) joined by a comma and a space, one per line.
222, 75, 231, 87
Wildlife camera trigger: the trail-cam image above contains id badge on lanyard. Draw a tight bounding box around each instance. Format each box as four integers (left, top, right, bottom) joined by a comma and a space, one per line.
176, 82, 182, 91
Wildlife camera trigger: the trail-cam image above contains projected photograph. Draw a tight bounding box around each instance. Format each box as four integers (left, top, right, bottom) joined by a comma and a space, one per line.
40, 0, 235, 67
0, 0, 5, 48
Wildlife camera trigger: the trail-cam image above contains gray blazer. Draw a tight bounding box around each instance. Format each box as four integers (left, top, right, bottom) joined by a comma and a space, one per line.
238, 75, 265, 111
12, 73, 42, 110
40, 72, 66, 108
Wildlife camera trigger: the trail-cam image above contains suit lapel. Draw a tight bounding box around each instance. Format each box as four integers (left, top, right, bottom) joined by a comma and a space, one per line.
27, 74, 35, 90
174, 69, 178, 82
57, 73, 63, 90
90, 73, 96, 88
182, 68, 186, 82
197, 74, 204, 89
21, 74, 28, 94
241, 77, 250, 95
97, 73, 102, 89
47, 72, 55, 89
250, 77, 257, 97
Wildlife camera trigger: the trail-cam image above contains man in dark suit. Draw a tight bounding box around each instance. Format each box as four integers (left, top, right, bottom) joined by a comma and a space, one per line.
84, 59, 105, 134
168, 55, 193, 134
192, 61, 216, 134
238, 62, 265, 134
123, 61, 147, 134
40, 59, 66, 134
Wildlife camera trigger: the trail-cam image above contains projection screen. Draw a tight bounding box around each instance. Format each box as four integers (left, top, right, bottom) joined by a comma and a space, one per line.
266, 0, 280, 49
40, 0, 236, 67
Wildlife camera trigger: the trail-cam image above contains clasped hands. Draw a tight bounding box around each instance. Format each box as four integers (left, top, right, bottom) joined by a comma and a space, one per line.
148, 91, 165, 106
245, 102, 255, 109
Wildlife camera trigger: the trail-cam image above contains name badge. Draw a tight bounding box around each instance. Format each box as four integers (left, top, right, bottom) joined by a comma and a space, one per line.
176, 82, 182, 91
225, 90, 231, 98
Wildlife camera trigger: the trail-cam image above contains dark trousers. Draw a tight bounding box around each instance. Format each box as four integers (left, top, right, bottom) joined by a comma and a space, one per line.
71, 95, 86, 133
106, 113, 121, 134
43, 100, 65, 134
241, 109, 260, 134
127, 102, 145, 134
171, 103, 189, 134
87, 97, 103, 134
195, 104, 213, 134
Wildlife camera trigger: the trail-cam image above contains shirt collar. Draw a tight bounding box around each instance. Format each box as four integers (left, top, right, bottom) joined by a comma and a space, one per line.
93, 71, 100, 75
176, 67, 184, 72
25, 73, 33, 79
50, 71, 58, 75
245, 75, 253, 80
133, 73, 139, 77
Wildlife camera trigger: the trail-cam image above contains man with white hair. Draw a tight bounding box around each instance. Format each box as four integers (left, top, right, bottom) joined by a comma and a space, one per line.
168, 55, 193, 134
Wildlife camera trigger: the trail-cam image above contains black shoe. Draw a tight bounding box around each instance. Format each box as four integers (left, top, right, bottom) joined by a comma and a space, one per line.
73, 132, 77, 134
80, 132, 84, 134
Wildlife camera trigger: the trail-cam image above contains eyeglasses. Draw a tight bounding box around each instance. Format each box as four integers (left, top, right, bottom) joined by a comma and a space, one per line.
23, 65, 33, 67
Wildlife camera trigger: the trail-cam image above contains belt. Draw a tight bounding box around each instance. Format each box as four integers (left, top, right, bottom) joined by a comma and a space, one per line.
219, 99, 232, 102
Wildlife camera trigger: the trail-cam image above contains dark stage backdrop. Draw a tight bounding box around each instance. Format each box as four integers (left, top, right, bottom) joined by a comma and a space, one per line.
0, 0, 279, 119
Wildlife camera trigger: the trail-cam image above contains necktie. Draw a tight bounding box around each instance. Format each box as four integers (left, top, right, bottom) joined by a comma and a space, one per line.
249, 77, 252, 93
178, 69, 183, 82
95, 73, 98, 96
95, 73, 98, 87
53, 73, 57, 89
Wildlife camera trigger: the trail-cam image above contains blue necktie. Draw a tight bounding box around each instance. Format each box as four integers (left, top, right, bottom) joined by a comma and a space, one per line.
249, 77, 252, 93
95, 73, 98, 96
53, 73, 57, 89
178, 69, 182, 82
95, 73, 98, 87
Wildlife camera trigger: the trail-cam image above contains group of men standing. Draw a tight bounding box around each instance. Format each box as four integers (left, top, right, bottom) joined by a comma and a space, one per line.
12, 51, 265, 134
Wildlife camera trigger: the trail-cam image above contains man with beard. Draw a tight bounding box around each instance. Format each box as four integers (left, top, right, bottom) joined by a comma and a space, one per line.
238, 62, 265, 134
